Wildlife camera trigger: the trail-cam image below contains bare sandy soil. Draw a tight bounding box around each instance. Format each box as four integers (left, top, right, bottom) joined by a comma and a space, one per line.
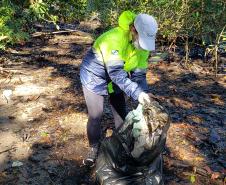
0, 28, 225, 185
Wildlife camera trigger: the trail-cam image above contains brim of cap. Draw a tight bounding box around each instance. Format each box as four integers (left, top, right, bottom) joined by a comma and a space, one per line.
138, 35, 155, 51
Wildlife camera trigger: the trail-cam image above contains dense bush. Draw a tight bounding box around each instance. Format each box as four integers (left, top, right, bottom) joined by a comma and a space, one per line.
88, 0, 225, 47
0, 0, 225, 52
0, 1, 28, 49
0, 0, 58, 49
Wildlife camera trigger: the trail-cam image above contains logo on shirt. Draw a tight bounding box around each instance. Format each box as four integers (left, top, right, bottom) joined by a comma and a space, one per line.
111, 50, 119, 55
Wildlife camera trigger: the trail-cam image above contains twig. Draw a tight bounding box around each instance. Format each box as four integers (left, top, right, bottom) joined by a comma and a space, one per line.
34, 95, 41, 101
168, 37, 177, 52
215, 24, 226, 77
3, 95, 9, 104
0, 67, 10, 75
0, 67, 27, 75
185, 35, 189, 66
31, 29, 79, 37
168, 159, 225, 179
4, 73, 13, 84
0, 147, 16, 154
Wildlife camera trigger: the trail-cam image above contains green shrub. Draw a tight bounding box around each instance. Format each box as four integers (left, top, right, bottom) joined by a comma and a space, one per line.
0, 1, 28, 49
0, 0, 58, 50
87, 0, 226, 47
0, 0, 225, 52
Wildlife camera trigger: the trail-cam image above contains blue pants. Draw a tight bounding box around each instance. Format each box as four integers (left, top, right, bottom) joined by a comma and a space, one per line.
82, 86, 127, 147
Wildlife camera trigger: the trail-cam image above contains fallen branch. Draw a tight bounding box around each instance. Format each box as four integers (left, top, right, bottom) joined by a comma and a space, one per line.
31, 29, 79, 37
0, 67, 27, 75
167, 159, 225, 180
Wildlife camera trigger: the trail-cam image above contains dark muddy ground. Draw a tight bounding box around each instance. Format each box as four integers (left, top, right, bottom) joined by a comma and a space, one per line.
0, 24, 225, 185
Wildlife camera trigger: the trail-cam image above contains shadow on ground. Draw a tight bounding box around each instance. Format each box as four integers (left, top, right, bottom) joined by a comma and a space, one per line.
0, 30, 225, 185
147, 63, 225, 184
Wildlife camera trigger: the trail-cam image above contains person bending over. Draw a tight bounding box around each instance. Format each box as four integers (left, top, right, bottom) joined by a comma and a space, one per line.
80, 10, 158, 167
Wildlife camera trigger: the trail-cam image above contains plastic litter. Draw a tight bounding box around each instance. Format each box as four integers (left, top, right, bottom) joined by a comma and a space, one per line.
12, 161, 23, 167
95, 97, 170, 185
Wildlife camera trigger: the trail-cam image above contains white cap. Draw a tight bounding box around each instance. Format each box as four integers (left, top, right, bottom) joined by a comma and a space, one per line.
134, 14, 158, 51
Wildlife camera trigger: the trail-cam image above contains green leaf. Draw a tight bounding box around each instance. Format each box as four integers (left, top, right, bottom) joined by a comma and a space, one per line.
190, 174, 196, 183
40, 131, 49, 137
0, 35, 8, 41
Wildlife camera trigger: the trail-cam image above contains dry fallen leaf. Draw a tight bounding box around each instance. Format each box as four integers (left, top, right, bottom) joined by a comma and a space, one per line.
106, 129, 113, 137
211, 172, 220, 180
190, 174, 196, 183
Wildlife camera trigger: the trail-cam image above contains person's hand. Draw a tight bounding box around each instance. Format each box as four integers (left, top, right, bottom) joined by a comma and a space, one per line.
138, 92, 150, 105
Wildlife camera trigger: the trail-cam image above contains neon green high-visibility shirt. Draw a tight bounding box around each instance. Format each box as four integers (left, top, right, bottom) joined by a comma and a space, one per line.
93, 10, 150, 72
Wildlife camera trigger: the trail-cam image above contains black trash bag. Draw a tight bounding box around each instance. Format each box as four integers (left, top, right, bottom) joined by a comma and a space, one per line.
95, 98, 170, 185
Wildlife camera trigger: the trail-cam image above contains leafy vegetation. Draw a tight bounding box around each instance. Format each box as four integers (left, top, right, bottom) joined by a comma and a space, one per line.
0, 1, 28, 49
0, 0, 225, 53
90, 0, 226, 52
0, 0, 57, 49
